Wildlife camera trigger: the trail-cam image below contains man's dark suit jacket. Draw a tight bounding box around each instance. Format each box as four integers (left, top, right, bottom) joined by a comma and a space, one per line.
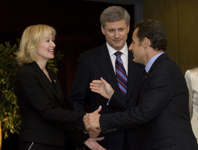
69, 44, 144, 149
14, 62, 87, 147
100, 53, 198, 150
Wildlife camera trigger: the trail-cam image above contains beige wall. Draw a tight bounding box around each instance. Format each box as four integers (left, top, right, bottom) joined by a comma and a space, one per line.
144, 0, 198, 73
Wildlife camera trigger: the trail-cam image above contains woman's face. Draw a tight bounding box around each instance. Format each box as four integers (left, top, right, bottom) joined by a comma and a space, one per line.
36, 34, 56, 63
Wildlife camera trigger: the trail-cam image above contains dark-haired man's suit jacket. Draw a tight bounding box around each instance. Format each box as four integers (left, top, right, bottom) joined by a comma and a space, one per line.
69, 43, 144, 149
14, 62, 87, 148
100, 53, 198, 150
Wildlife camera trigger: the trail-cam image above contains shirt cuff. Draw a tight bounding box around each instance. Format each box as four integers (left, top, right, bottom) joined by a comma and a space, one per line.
106, 94, 113, 105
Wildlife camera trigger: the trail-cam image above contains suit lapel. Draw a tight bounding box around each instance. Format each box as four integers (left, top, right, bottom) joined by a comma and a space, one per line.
30, 62, 62, 104
47, 68, 63, 103
96, 44, 120, 92
127, 51, 135, 99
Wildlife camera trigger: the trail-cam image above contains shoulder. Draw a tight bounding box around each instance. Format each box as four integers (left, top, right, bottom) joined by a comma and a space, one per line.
152, 58, 186, 86
156, 54, 179, 71
151, 57, 179, 79
185, 67, 198, 78
17, 62, 43, 79
79, 44, 106, 58
15, 63, 39, 85
17, 63, 35, 75
186, 67, 198, 74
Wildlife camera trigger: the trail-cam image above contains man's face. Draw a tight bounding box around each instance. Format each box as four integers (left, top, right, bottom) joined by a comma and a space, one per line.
129, 28, 146, 65
101, 19, 129, 51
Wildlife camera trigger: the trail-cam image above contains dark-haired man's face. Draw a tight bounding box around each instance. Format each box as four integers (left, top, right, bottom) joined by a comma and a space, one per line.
101, 19, 129, 51
129, 28, 146, 65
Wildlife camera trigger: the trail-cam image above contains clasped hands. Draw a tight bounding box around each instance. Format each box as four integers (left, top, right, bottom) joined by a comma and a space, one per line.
83, 77, 114, 137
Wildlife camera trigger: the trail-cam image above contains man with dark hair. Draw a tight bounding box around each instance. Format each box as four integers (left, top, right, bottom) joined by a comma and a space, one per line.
84, 19, 198, 150
70, 6, 144, 150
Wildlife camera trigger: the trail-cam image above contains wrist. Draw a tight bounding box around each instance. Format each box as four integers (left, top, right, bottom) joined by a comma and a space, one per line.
109, 90, 114, 99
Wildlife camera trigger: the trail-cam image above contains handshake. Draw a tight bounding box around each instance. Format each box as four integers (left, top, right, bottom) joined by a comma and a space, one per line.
83, 106, 102, 137
82, 77, 114, 150
83, 106, 109, 150
83, 77, 114, 137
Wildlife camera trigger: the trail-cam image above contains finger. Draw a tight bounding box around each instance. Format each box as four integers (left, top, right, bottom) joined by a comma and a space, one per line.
95, 136, 105, 141
84, 123, 92, 131
90, 85, 100, 91
101, 147, 107, 150
91, 80, 102, 84
83, 116, 91, 126
83, 116, 90, 128
98, 145, 107, 150
100, 77, 107, 84
90, 83, 100, 87
90, 88, 100, 94
90, 89, 99, 94
93, 105, 102, 113
83, 114, 89, 121
90, 84, 101, 93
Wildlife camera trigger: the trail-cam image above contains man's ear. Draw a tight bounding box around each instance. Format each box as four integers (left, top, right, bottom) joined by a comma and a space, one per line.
127, 24, 130, 33
101, 25, 105, 35
143, 37, 151, 48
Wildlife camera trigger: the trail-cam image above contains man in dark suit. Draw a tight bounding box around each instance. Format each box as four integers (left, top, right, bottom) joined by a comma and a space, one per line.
69, 6, 144, 150
84, 19, 198, 150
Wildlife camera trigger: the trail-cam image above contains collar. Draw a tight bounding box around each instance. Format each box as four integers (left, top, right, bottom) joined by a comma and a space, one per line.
145, 52, 164, 73
106, 42, 128, 57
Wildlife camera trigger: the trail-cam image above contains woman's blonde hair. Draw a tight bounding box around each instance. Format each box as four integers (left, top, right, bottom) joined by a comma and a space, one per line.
15, 24, 56, 66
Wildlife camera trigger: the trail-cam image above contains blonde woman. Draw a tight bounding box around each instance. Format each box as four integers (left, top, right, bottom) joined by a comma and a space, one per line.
185, 68, 198, 143
14, 24, 105, 150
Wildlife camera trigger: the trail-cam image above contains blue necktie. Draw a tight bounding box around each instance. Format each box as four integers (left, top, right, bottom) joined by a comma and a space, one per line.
115, 52, 127, 96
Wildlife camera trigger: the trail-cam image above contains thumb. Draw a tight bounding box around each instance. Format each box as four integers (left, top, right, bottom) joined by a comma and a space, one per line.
100, 77, 108, 85
95, 136, 105, 141
93, 105, 102, 114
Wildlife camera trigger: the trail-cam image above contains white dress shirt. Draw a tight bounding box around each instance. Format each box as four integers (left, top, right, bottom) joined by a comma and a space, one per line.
106, 42, 128, 105
106, 42, 128, 75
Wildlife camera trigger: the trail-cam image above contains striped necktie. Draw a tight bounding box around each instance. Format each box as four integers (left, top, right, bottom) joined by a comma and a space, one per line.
115, 51, 127, 96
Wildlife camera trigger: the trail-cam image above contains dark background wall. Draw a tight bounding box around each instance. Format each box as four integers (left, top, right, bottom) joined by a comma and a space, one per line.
0, 0, 134, 99
0, 1, 134, 149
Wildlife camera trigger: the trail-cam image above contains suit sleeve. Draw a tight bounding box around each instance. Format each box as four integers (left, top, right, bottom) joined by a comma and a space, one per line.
185, 70, 193, 119
15, 67, 86, 127
100, 65, 176, 133
108, 93, 127, 111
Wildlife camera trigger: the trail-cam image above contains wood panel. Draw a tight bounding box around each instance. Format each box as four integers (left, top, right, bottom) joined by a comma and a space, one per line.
144, 0, 198, 73
178, 0, 198, 72
144, 0, 179, 65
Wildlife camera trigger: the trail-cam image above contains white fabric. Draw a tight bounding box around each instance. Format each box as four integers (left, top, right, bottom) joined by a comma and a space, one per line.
185, 68, 198, 142
106, 42, 128, 75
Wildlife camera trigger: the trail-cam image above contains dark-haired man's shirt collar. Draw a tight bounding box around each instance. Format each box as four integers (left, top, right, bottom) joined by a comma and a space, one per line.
145, 52, 164, 73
